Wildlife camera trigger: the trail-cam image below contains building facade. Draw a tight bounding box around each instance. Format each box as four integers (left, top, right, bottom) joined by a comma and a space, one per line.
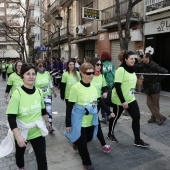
26, 0, 43, 62
144, 0, 170, 91
98, 0, 144, 69
0, 0, 22, 59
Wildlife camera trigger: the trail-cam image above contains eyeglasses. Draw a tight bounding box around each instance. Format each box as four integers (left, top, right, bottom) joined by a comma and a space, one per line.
96, 63, 101, 66
39, 65, 44, 68
85, 71, 95, 75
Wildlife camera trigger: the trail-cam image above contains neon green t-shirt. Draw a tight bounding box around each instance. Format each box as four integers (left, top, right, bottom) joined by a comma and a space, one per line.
6, 87, 45, 140
111, 67, 137, 105
61, 71, 81, 99
2, 63, 6, 72
7, 72, 23, 95
7, 63, 13, 73
69, 82, 98, 127
92, 74, 107, 98
34, 71, 51, 97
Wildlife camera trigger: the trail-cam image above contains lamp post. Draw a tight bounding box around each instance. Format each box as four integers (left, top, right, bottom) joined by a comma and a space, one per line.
3, 51, 6, 59
31, 35, 35, 63
55, 14, 62, 59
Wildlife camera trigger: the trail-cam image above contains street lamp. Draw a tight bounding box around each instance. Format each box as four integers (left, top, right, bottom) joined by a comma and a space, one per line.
55, 14, 62, 59
31, 35, 35, 63
3, 51, 6, 59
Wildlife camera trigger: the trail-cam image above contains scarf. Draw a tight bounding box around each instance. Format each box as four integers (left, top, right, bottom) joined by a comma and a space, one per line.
94, 71, 101, 76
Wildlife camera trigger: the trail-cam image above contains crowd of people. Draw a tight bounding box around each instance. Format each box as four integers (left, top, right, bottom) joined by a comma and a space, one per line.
0, 49, 169, 170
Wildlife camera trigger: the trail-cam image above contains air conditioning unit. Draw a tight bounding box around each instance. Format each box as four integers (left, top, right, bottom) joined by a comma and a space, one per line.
76, 25, 86, 35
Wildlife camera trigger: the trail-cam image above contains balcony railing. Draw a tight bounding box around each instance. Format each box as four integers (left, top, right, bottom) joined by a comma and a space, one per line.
101, 0, 140, 27
50, 0, 60, 14
28, 17, 35, 26
59, 0, 73, 6
146, 0, 170, 13
59, 0, 66, 6
50, 26, 73, 43
7, 22, 20, 26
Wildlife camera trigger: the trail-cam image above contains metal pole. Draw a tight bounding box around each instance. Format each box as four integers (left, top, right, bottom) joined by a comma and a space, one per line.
136, 73, 170, 76
3, 52, 5, 58
33, 43, 35, 63
58, 26, 61, 59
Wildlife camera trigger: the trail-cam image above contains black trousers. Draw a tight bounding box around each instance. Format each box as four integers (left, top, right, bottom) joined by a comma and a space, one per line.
15, 136, 47, 170
109, 100, 140, 141
2, 71, 6, 79
74, 126, 94, 165
7, 72, 13, 77
97, 105, 106, 146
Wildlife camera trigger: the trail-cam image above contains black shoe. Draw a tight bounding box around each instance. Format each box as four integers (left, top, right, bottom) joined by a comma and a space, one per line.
100, 118, 107, 124
107, 134, 118, 143
134, 139, 149, 148
49, 128, 54, 133
157, 116, 166, 125
82, 165, 95, 170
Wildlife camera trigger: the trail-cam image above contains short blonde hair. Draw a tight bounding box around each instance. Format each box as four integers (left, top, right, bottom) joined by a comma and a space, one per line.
80, 62, 94, 73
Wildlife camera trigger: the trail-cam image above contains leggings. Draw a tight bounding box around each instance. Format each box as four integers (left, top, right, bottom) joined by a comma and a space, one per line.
44, 95, 52, 126
15, 136, 47, 170
74, 126, 94, 166
109, 100, 141, 141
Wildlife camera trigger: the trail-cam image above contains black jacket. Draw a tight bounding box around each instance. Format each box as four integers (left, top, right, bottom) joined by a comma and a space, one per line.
142, 61, 168, 94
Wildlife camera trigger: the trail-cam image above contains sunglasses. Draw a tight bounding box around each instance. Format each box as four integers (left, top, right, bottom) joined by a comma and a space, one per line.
39, 65, 44, 68
85, 71, 95, 75
96, 63, 101, 66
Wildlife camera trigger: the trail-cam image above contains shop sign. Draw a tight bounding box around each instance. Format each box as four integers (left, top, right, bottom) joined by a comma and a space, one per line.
99, 34, 105, 41
144, 18, 170, 35
36, 46, 51, 51
109, 31, 125, 40
82, 7, 101, 20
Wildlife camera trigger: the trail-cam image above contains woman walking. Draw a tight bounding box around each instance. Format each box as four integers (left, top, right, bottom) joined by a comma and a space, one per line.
60, 59, 81, 106
5, 64, 50, 170
4, 61, 23, 103
90, 57, 113, 153
65, 63, 115, 170
35, 59, 57, 133
107, 50, 149, 148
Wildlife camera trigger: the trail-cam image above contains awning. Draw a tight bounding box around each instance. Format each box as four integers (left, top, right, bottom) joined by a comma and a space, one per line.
0, 49, 20, 59
71, 36, 97, 44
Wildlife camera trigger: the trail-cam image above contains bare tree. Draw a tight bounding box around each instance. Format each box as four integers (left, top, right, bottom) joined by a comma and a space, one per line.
115, 0, 142, 50
0, 0, 29, 62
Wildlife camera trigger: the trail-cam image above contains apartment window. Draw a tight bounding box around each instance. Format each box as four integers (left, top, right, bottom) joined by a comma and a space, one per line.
0, 45, 7, 49
0, 3, 4, 7
0, 11, 5, 16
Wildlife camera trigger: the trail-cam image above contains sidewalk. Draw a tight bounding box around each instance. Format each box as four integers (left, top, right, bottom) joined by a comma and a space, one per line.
0, 78, 170, 170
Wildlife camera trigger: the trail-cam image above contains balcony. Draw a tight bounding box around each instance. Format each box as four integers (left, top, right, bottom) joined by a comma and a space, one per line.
146, 0, 170, 15
29, 1, 35, 10
50, 0, 60, 14
6, 4, 20, 9
50, 26, 73, 44
7, 22, 20, 27
59, 0, 73, 7
101, 0, 140, 29
28, 17, 35, 26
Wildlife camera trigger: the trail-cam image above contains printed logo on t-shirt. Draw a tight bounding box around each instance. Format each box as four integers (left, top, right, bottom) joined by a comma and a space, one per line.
36, 77, 49, 85
68, 79, 77, 85
20, 100, 41, 115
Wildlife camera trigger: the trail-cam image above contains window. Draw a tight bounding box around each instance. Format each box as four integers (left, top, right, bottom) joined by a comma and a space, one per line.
0, 45, 7, 49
